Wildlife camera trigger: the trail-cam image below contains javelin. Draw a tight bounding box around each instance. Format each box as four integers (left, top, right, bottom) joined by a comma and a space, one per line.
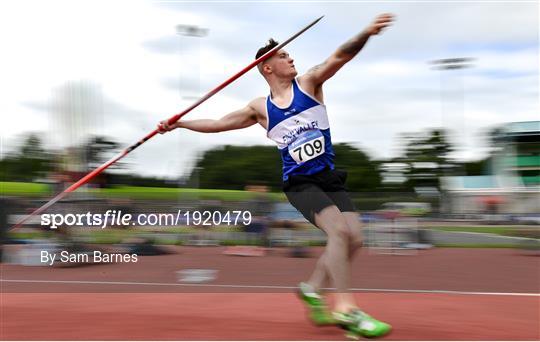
11, 15, 324, 230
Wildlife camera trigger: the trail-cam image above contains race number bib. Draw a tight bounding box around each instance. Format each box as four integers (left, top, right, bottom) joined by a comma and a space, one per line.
288, 130, 325, 164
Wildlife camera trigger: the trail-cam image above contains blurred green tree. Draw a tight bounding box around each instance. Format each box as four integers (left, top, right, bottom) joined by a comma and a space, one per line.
189, 143, 381, 191
83, 135, 121, 170
333, 144, 382, 192
397, 129, 457, 191
0, 134, 51, 182
191, 145, 282, 190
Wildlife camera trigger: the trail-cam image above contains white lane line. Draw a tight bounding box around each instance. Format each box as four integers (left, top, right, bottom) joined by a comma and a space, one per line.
431, 230, 539, 241
1, 279, 538, 297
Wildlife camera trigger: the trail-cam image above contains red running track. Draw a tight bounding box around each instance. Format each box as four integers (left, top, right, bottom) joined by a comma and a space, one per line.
1, 292, 538, 340
1, 247, 539, 340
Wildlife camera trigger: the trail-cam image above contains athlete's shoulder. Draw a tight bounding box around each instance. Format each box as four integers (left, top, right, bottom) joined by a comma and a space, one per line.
295, 76, 324, 104
248, 97, 267, 115
296, 75, 314, 91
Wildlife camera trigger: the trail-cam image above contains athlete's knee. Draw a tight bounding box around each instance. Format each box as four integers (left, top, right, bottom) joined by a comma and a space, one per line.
327, 220, 353, 243
314, 206, 356, 244
350, 237, 363, 251
342, 213, 363, 246
348, 226, 363, 246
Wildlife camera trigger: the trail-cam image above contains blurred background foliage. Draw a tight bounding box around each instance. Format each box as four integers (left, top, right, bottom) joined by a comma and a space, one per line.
1, 128, 493, 197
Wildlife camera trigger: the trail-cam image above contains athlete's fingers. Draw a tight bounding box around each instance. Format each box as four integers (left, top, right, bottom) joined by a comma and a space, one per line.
368, 14, 394, 35
376, 17, 393, 25
375, 14, 395, 25
372, 17, 393, 34
158, 120, 169, 134
377, 13, 395, 21
379, 22, 392, 30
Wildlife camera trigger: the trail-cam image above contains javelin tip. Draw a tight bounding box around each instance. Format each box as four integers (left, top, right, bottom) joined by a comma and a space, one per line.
309, 15, 324, 28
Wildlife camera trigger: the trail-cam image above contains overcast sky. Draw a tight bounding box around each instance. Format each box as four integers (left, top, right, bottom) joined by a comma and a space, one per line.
1, 0, 538, 178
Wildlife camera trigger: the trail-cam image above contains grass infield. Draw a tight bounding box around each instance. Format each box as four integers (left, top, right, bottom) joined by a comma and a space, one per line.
0, 182, 285, 201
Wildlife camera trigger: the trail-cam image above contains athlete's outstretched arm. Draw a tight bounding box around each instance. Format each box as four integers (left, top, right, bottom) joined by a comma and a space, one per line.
302, 13, 394, 86
158, 100, 259, 134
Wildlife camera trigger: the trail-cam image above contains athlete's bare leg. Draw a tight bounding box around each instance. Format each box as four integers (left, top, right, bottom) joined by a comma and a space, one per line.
306, 211, 363, 311
342, 211, 364, 254
307, 206, 360, 312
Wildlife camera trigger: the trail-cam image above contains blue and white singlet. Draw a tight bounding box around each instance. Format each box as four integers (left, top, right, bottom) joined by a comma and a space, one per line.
266, 78, 335, 181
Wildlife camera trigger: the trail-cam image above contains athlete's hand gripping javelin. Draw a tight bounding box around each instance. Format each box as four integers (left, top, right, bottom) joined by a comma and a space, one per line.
158, 120, 178, 133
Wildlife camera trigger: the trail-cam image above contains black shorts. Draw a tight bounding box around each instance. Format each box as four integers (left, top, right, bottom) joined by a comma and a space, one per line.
283, 168, 356, 225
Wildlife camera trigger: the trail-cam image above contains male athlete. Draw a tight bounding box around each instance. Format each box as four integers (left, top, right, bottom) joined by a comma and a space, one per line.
159, 14, 394, 338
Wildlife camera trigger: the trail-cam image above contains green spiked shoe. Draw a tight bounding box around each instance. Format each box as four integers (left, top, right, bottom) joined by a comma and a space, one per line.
333, 309, 392, 339
296, 282, 335, 325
